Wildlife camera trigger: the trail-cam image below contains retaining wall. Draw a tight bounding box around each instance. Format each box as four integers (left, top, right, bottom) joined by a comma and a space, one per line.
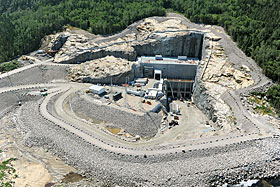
70, 95, 161, 138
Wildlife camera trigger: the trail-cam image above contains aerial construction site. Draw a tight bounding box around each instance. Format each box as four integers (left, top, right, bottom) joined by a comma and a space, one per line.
0, 13, 280, 186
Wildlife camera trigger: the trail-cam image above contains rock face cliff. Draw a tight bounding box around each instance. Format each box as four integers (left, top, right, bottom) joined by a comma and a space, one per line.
45, 18, 204, 64
193, 32, 254, 131
133, 33, 203, 58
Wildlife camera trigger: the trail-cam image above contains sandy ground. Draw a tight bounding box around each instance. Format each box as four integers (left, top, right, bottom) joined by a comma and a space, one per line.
0, 115, 76, 187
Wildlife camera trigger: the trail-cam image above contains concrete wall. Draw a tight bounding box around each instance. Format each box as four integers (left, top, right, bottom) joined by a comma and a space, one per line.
166, 80, 193, 98
142, 63, 197, 80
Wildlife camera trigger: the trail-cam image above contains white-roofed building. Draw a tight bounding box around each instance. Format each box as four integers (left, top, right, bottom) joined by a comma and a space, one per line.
89, 85, 106, 95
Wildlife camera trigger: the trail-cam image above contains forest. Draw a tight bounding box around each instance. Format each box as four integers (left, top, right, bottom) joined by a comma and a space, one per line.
0, 0, 279, 113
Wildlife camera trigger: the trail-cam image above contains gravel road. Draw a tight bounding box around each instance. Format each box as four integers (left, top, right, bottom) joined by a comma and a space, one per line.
0, 14, 279, 186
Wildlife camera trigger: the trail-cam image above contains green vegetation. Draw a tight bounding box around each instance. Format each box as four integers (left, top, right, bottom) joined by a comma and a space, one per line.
251, 90, 279, 116
254, 105, 273, 115
0, 0, 165, 63
167, 0, 280, 83
0, 60, 20, 73
0, 0, 279, 112
267, 85, 280, 115
0, 0, 279, 82
0, 158, 18, 187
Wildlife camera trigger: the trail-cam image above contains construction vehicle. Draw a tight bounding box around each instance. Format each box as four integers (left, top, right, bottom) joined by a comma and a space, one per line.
21, 56, 28, 61
46, 50, 58, 57
169, 120, 179, 127
86, 89, 93, 94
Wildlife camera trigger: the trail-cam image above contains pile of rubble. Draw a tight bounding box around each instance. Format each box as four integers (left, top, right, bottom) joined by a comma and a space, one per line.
67, 56, 135, 82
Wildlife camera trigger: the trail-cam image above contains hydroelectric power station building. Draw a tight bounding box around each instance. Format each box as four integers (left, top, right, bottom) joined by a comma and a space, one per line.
136, 55, 199, 99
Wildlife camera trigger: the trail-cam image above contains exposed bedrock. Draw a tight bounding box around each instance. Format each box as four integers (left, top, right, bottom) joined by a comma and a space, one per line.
51, 34, 70, 51
51, 17, 205, 64
81, 69, 139, 85
56, 48, 137, 64
67, 56, 143, 85
54, 33, 203, 64
70, 95, 161, 138
133, 33, 204, 58
193, 81, 216, 122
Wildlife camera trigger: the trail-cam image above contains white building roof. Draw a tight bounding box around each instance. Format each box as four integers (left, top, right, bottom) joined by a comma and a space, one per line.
148, 90, 158, 97
89, 85, 105, 92
137, 56, 199, 65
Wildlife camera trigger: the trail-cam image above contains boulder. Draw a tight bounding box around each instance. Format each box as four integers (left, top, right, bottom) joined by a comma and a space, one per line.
51, 34, 70, 51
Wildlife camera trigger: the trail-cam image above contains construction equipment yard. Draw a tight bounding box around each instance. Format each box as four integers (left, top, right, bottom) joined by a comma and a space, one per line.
1, 13, 280, 187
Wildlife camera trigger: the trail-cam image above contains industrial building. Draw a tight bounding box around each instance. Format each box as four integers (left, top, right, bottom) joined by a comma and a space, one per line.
137, 56, 199, 80
137, 55, 199, 99
89, 85, 106, 95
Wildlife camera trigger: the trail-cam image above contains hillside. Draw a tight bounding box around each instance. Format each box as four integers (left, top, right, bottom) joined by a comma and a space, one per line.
0, 0, 279, 112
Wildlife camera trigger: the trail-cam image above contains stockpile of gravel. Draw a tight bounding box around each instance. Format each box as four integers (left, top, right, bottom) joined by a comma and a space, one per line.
70, 95, 161, 138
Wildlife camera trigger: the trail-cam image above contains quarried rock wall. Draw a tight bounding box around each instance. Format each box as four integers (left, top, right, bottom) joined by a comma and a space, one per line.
133, 33, 204, 59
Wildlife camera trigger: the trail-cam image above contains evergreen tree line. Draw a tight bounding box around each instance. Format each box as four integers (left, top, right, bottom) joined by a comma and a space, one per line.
0, 0, 165, 62
0, 0, 279, 112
